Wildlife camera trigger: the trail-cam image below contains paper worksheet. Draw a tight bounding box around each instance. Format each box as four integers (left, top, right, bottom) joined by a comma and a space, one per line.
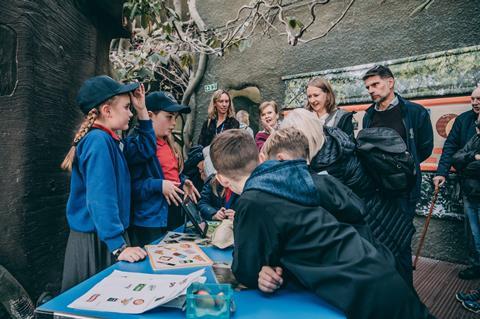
68, 269, 206, 314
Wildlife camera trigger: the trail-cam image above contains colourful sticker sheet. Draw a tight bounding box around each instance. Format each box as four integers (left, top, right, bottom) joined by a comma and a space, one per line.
146, 242, 213, 270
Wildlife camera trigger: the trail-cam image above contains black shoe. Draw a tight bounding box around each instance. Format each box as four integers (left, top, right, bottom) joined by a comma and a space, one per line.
458, 266, 480, 280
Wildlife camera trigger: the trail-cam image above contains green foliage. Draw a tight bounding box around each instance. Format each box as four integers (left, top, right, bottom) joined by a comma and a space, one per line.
111, 0, 193, 99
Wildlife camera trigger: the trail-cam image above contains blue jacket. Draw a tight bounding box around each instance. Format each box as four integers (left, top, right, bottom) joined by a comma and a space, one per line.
436, 110, 478, 177
129, 138, 187, 228
66, 120, 156, 252
363, 94, 433, 200
198, 175, 239, 220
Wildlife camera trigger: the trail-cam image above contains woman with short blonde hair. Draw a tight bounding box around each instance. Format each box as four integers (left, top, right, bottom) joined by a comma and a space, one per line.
280, 108, 325, 161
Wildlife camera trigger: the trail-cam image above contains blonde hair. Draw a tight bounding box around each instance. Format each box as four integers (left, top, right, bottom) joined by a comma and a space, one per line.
236, 110, 250, 126
280, 108, 325, 161
261, 127, 309, 161
207, 90, 235, 124
305, 77, 337, 114
167, 133, 184, 172
61, 95, 120, 172
61, 108, 99, 171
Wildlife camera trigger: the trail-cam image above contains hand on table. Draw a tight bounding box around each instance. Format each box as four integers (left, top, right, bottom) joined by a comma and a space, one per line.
117, 247, 147, 263
258, 266, 283, 293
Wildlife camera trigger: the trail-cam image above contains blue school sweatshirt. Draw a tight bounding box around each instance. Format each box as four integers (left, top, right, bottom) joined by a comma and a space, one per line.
129, 138, 187, 228
66, 120, 155, 252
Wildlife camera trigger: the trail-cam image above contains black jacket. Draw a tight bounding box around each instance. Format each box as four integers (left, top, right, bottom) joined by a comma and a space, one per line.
198, 174, 239, 220
198, 117, 240, 146
452, 133, 480, 200
437, 110, 478, 177
310, 127, 414, 257
233, 160, 430, 319
363, 94, 434, 201
310, 172, 375, 242
334, 108, 355, 138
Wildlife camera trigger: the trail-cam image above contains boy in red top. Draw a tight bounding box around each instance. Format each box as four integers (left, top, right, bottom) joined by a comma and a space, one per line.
129, 91, 200, 246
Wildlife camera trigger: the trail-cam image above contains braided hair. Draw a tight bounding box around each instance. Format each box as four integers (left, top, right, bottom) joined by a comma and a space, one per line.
61, 108, 98, 171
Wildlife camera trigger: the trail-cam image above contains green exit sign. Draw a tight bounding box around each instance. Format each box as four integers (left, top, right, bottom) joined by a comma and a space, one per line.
204, 83, 217, 92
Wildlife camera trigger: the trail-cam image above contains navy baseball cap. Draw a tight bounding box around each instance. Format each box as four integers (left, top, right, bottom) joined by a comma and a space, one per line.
146, 91, 191, 114
76, 75, 139, 114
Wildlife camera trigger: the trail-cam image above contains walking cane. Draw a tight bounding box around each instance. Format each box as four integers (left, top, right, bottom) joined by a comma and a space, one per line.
413, 185, 440, 270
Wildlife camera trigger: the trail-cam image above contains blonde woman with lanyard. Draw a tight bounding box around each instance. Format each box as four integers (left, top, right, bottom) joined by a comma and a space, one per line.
198, 89, 239, 147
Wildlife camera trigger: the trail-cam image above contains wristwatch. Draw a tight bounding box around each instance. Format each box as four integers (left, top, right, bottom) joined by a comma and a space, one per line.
112, 245, 127, 261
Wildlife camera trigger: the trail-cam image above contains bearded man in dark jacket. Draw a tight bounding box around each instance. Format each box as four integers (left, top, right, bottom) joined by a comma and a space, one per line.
210, 129, 432, 319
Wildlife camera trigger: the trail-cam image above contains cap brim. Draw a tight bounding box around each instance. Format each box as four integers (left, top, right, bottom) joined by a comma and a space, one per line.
163, 104, 191, 114
116, 82, 140, 95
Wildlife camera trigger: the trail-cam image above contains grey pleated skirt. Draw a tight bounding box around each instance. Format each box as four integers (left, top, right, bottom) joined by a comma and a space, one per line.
61, 230, 130, 292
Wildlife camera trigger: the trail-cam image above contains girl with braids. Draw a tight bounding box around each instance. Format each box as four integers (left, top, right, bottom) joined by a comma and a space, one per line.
129, 91, 201, 246
60, 75, 156, 292
197, 89, 239, 147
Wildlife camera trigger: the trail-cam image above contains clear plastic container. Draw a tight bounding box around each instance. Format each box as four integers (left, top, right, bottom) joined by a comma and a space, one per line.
186, 283, 233, 319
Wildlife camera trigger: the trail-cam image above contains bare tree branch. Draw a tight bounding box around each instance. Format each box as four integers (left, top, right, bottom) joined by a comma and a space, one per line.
299, 0, 355, 44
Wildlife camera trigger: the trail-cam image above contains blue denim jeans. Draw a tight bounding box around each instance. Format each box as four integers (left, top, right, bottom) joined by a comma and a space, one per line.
464, 196, 480, 266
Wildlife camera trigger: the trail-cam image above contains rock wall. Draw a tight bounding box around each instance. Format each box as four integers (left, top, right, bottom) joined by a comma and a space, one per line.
0, 0, 126, 306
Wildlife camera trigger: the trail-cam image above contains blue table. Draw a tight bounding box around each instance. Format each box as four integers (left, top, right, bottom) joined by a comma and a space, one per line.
35, 246, 344, 318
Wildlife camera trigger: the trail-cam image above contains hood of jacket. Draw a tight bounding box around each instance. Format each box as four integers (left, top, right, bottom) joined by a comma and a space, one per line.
243, 159, 321, 206
311, 126, 356, 169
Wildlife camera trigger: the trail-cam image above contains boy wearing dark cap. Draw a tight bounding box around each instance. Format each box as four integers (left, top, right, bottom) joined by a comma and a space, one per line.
210, 129, 433, 319
129, 91, 200, 246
